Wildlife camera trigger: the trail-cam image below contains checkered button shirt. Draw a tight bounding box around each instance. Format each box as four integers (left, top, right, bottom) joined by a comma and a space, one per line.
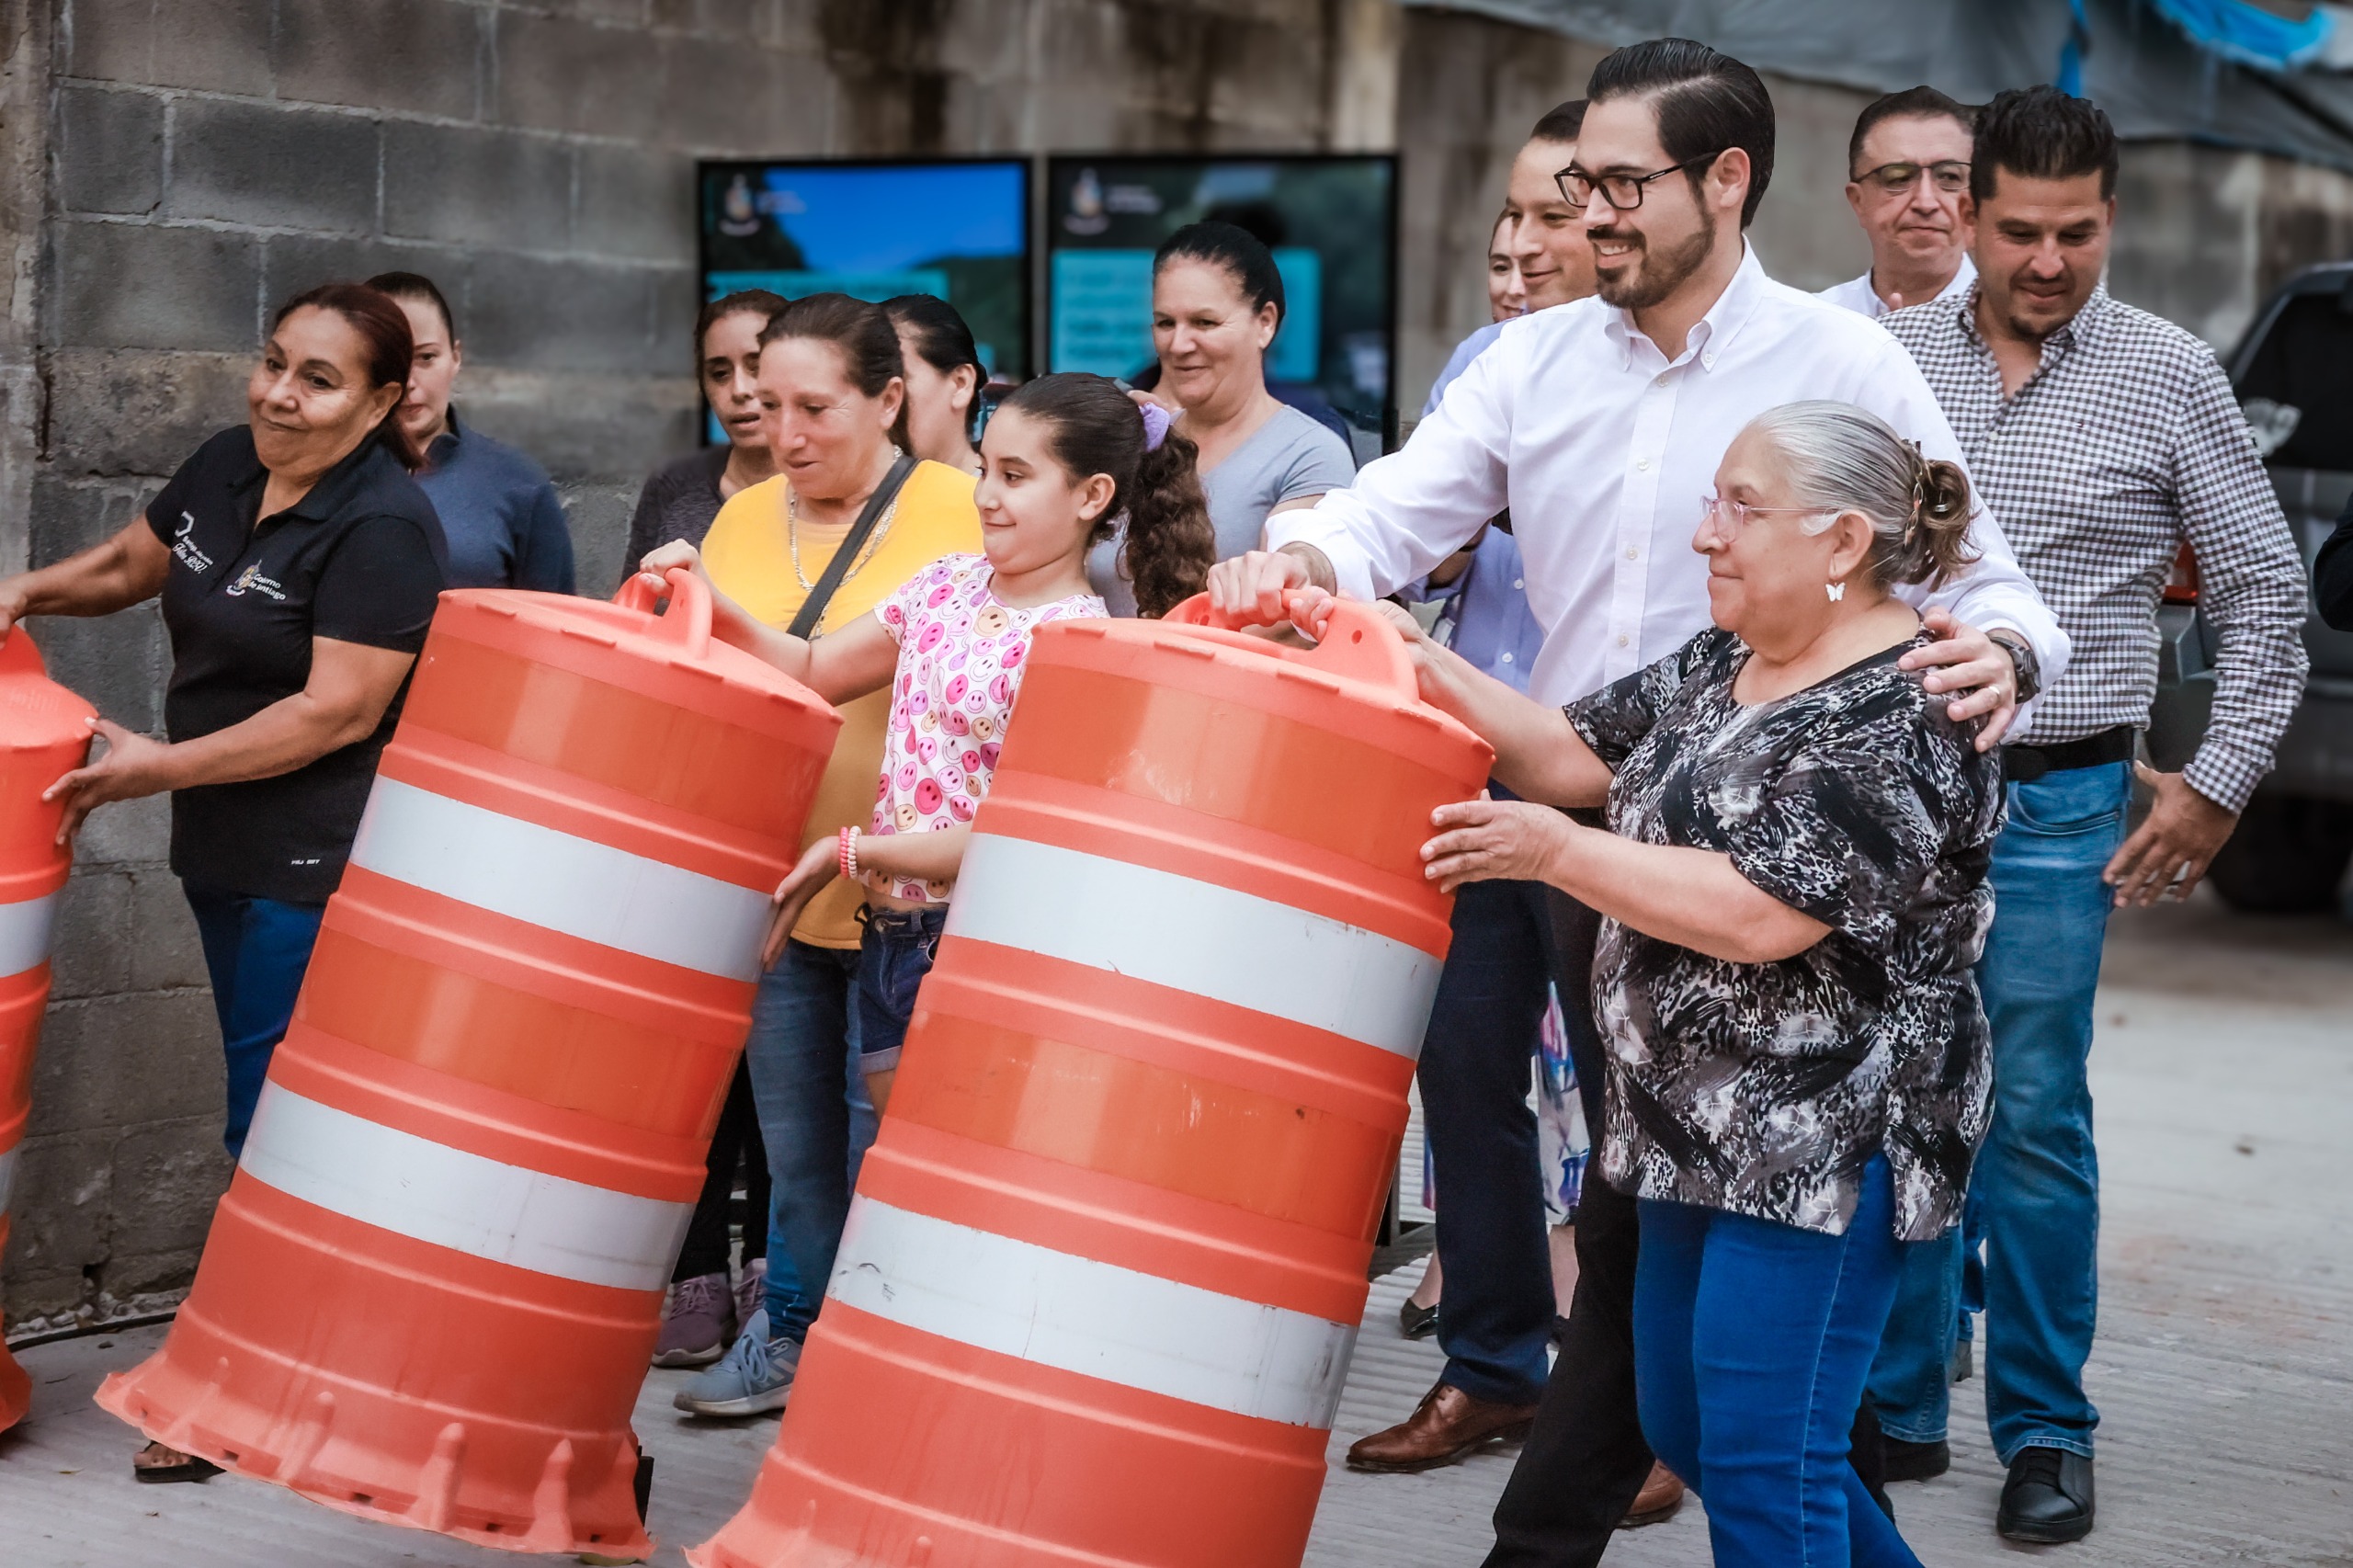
1883, 286, 2310, 812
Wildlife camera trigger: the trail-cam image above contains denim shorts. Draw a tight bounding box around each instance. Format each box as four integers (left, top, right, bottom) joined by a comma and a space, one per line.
855, 904, 947, 1074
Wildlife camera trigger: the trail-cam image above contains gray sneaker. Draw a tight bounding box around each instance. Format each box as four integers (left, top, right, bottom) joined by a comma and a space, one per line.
651, 1271, 731, 1369
672, 1308, 801, 1417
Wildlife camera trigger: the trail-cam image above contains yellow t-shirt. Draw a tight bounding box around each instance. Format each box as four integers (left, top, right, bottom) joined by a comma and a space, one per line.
702, 459, 983, 949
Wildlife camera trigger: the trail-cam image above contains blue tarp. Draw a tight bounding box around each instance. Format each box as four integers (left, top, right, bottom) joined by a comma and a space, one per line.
1402, 0, 2353, 172
2143, 0, 2331, 73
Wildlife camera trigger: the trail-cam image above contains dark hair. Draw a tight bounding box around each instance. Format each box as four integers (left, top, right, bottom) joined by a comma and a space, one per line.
1154, 221, 1285, 328
757, 292, 912, 451
1529, 97, 1587, 145
998, 374, 1213, 619
1847, 86, 1974, 176
882, 295, 984, 382
1971, 85, 2118, 202
696, 288, 790, 360
1586, 38, 1775, 227
364, 270, 455, 340
1749, 402, 1978, 588
268, 282, 423, 470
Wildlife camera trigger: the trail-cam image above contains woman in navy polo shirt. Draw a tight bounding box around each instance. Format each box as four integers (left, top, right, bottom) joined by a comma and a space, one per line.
0, 283, 445, 1467
367, 269, 575, 593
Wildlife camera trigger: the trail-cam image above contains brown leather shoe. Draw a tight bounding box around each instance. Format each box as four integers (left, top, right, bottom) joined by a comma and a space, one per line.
1617, 1460, 1686, 1528
1344, 1381, 1540, 1473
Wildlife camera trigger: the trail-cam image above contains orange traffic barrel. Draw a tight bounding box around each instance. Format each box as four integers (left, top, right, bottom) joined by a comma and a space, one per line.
693, 596, 1492, 1568
97, 569, 839, 1552
0, 628, 95, 1435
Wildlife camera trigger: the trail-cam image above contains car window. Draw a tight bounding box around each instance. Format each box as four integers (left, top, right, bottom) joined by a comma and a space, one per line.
2236, 289, 2353, 471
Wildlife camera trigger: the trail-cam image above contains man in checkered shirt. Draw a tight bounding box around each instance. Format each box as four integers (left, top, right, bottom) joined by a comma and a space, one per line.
1868, 86, 2310, 1544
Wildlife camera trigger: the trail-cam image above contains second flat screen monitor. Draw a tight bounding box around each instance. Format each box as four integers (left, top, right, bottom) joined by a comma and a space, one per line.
1045, 154, 1397, 446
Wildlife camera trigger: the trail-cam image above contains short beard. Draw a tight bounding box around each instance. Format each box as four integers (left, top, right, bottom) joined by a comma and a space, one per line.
1594, 210, 1718, 312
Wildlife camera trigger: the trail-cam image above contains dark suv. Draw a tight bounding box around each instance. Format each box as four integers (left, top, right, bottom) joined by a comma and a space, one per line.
2204, 264, 2353, 909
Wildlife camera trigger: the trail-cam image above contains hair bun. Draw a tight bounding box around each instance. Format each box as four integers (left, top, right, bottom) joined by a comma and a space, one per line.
1915, 457, 1970, 529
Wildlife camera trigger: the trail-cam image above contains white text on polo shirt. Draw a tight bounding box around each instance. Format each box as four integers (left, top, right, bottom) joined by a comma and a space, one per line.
171, 512, 214, 574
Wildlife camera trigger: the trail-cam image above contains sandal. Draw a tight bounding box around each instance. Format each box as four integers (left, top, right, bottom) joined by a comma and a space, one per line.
133, 1439, 222, 1484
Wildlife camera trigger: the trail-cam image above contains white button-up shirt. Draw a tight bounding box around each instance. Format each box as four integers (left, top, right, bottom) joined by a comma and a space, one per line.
1815, 252, 1977, 321
1270, 245, 2065, 708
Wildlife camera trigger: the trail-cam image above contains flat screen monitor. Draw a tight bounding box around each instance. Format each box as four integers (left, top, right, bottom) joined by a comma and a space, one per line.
1044, 154, 1398, 448
698, 158, 1032, 437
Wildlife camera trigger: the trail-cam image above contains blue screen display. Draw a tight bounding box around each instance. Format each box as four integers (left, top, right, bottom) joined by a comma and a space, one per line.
699, 160, 1031, 388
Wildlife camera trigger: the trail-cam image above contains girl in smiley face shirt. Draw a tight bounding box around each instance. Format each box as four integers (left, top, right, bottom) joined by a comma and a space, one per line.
641, 372, 1213, 1109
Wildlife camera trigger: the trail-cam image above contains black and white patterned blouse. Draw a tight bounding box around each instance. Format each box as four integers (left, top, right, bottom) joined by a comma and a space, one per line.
1565, 627, 2005, 1240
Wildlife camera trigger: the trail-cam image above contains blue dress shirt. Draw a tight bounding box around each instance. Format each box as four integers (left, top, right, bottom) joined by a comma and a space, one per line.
415, 410, 576, 593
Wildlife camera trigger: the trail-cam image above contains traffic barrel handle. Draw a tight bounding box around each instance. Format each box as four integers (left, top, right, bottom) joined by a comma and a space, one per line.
1165, 590, 1417, 699
610, 565, 714, 662
0, 625, 45, 679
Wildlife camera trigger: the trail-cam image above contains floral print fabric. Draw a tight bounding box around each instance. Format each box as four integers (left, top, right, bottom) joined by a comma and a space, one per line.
871, 553, 1104, 903
1565, 628, 2005, 1241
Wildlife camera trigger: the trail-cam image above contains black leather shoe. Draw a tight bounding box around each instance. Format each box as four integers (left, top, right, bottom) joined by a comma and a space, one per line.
1883, 1436, 1950, 1483
1397, 1298, 1438, 1339
1999, 1448, 2094, 1542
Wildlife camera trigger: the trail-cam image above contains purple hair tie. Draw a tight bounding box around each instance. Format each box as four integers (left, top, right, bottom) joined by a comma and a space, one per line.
1139, 400, 1173, 452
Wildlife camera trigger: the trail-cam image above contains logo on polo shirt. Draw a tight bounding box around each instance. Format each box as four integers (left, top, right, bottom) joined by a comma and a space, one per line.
171, 512, 213, 574
224, 563, 286, 601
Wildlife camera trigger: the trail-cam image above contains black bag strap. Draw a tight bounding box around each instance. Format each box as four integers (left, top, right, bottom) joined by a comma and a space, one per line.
786, 450, 918, 640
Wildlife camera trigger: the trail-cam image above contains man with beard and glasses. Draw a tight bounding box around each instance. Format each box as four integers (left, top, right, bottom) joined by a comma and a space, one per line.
1210, 38, 2065, 1565
1374, 97, 1600, 1482
1866, 86, 2307, 1546
1819, 86, 1978, 321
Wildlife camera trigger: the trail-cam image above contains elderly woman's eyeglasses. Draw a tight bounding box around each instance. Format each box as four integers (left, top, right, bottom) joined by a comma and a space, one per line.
1698, 493, 1833, 542
1852, 159, 1970, 195
1554, 151, 1725, 212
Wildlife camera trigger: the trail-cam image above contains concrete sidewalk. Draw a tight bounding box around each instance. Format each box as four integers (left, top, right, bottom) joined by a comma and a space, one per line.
4, 895, 2348, 1565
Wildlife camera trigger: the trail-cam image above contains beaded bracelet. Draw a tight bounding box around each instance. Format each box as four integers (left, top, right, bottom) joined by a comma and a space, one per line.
837, 826, 860, 881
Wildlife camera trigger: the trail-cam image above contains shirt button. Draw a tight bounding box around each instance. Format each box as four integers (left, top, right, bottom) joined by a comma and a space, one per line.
1636, 458, 1651, 471
1626, 547, 1639, 560
1654, 374, 1669, 387
1512, 578, 1524, 589
1500, 652, 1515, 665
1617, 633, 1631, 647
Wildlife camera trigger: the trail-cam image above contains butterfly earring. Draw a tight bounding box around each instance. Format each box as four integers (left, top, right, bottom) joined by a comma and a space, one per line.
1826, 581, 1847, 602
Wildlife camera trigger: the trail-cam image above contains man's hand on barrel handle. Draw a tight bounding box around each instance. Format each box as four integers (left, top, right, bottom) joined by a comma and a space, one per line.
1206, 544, 1336, 631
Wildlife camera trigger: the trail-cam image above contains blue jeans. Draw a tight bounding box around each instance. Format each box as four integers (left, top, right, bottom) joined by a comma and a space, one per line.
854, 905, 945, 1074
1870, 761, 2128, 1461
1636, 1158, 1921, 1568
1421, 875, 1575, 1406
183, 882, 327, 1159
743, 938, 879, 1339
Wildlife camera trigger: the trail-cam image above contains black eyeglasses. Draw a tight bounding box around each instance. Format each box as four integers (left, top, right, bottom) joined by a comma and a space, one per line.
1554, 151, 1725, 212
1852, 159, 1970, 194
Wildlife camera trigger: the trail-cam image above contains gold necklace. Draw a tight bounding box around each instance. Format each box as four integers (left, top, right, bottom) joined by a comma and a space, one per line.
787, 481, 901, 593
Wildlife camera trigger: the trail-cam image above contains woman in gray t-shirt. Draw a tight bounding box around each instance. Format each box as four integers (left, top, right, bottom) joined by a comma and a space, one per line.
1087, 222, 1357, 617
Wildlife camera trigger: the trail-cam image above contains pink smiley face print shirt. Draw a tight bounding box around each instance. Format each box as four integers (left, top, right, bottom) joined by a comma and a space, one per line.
871, 553, 1106, 902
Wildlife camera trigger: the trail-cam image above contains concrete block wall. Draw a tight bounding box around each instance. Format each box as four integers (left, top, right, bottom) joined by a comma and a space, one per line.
4, 0, 1381, 1334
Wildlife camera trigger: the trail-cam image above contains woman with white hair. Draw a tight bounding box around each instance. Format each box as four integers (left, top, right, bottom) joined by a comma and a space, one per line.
1368, 400, 2004, 1566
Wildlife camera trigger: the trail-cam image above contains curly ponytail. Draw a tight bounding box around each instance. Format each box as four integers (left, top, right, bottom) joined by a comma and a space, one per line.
1893, 451, 1975, 586
1745, 400, 1981, 588
996, 373, 1215, 618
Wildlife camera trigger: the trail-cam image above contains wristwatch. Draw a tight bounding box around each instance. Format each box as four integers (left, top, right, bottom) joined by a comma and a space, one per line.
1984, 629, 2041, 705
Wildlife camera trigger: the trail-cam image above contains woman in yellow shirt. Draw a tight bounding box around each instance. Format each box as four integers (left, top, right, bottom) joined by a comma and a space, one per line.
671, 293, 981, 1418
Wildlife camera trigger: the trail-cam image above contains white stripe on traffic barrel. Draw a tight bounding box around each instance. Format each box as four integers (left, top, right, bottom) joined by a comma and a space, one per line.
0, 892, 58, 982
943, 833, 1443, 1059
348, 778, 772, 981
238, 1083, 694, 1292
827, 1197, 1358, 1426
